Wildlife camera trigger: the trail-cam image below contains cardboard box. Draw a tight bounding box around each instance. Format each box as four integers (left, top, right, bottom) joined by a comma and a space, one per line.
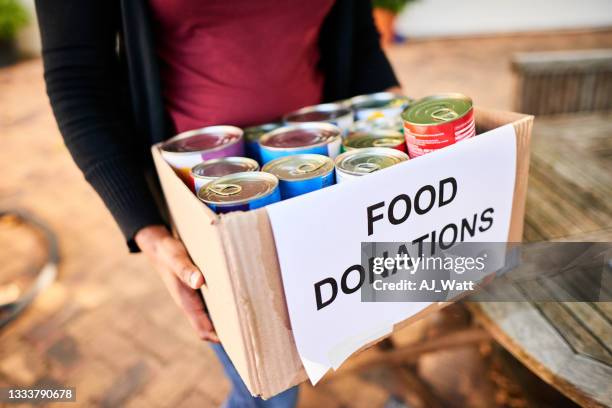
151, 107, 533, 398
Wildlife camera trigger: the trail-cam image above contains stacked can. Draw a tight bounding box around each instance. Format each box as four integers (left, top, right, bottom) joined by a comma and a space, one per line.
243, 122, 282, 164
401, 93, 475, 158
351, 115, 403, 133
349, 92, 411, 121
190, 157, 259, 194
335, 147, 409, 183
197, 172, 280, 213
283, 103, 353, 135
342, 130, 406, 153
262, 154, 334, 199
258, 123, 342, 165
161, 126, 244, 191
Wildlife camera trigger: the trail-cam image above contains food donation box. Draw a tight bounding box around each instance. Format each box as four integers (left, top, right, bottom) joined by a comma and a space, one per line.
151, 107, 533, 398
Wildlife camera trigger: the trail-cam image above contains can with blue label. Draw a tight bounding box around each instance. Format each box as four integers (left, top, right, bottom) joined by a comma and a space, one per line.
243, 122, 282, 164
197, 172, 280, 213
283, 103, 353, 135
262, 154, 334, 199
258, 123, 342, 165
191, 157, 259, 194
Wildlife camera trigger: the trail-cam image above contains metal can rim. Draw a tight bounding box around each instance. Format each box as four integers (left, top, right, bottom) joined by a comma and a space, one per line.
197, 172, 278, 206
259, 122, 341, 152
335, 147, 409, 176
349, 92, 409, 111
243, 122, 282, 142
262, 154, 334, 181
401, 93, 473, 126
343, 130, 404, 150
283, 103, 352, 124
161, 125, 244, 155
190, 157, 259, 180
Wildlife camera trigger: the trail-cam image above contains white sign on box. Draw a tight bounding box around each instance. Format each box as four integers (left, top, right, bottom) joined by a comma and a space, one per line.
266, 125, 517, 384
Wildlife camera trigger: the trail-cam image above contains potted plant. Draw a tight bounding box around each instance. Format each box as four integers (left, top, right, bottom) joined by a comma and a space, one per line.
0, 0, 29, 67
372, 0, 415, 47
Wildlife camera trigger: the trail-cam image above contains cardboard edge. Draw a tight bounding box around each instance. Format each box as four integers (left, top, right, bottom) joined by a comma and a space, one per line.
151, 144, 257, 393
509, 115, 534, 242
217, 209, 307, 398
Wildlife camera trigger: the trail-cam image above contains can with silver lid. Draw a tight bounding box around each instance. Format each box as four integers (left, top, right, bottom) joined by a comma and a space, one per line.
349, 92, 411, 121
351, 115, 403, 133
283, 103, 353, 135
258, 123, 342, 165
343, 130, 406, 153
334, 147, 409, 183
161, 126, 244, 189
243, 122, 282, 164
191, 157, 259, 194
401, 93, 475, 158
262, 154, 334, 199
197, 172, 280, 213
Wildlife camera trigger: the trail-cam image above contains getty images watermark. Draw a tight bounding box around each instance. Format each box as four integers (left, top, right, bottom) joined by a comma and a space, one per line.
371, 251, 488, 291
359, 242, 611, 303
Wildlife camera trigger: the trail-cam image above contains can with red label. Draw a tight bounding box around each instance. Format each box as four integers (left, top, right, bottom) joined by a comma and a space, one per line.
161, 126, 244, 190
401, 94, 475, 158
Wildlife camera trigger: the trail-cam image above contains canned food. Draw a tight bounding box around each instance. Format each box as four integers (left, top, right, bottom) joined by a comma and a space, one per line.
191, 157, 259, 194
283, 103, 353, 134
401, 93, 475, 158
243, 122, 282, 164
335, 147, 409, 183
343, 130, 406, 153
262, 154, 334, 199
351, 115, 403, 133
161, 126, 245, 189
259, 123, 342, 164
197, 172, 280, 213
349, 92, 411, 121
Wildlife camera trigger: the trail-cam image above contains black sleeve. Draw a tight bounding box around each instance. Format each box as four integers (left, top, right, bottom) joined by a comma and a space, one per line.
35, 0, 165, 252
350, 0, 400, 94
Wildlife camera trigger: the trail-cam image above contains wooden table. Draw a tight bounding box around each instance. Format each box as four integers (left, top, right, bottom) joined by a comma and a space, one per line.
469, 111, 612, 407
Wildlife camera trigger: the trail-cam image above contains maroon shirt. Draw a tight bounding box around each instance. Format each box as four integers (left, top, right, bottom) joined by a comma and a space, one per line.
149, 0, 334, 133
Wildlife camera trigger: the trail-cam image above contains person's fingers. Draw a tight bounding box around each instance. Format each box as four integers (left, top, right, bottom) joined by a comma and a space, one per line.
157, 236, 204, 289
173, 275, 219, 342
158, 267, 219, 343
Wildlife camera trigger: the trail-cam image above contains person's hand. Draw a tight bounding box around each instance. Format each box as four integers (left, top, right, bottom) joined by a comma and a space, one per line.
135, 225, 219, 342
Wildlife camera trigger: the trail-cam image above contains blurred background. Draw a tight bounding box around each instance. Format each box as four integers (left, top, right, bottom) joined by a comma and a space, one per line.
1, 0, 611, 407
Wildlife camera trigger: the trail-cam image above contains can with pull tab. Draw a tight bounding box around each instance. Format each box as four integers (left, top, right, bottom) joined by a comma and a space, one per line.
401, 93, 475, 158
334, 147, 409, 183
190, 157, 259, 194
262, 154, 334, 199
197, 172, 280, 213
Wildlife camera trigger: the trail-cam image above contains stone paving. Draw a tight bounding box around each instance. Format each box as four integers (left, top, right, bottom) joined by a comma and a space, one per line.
1, 29, 611, 407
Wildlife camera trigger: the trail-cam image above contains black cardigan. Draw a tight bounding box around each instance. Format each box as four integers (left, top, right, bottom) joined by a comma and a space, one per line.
35, 0, 400, 251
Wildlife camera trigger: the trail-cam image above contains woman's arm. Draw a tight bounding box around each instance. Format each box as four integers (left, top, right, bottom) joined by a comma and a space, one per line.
35, 0, 164, 251
350, 0, 401, 95
35, 0, 216, 341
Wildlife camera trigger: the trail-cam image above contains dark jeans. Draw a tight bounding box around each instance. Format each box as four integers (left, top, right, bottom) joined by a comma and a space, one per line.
210, 343, 299, 408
